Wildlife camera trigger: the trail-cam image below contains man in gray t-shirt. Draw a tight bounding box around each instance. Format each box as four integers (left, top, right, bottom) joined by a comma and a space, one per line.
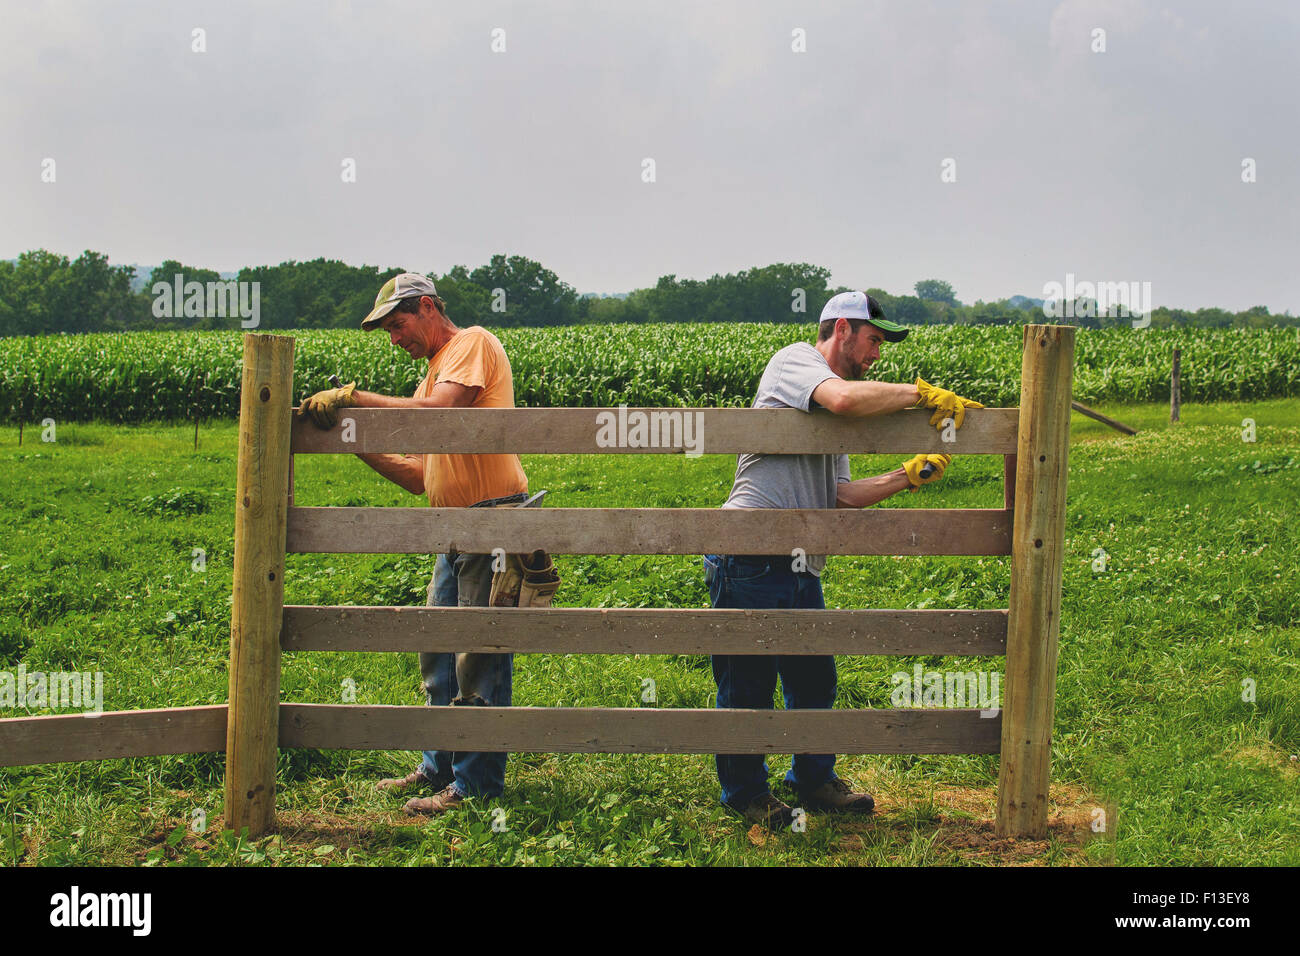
703, 290, 984, 831
724, 341, 851, 576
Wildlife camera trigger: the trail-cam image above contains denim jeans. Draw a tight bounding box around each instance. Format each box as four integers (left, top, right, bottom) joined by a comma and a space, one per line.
703, 553, 838, 809
419, 550, 513, 798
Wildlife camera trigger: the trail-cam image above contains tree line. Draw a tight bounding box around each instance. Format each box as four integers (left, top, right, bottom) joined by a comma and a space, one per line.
1, 249, 1294, 336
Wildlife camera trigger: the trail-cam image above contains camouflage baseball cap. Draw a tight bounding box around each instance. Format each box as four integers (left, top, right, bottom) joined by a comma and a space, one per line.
360, 273, 438, 330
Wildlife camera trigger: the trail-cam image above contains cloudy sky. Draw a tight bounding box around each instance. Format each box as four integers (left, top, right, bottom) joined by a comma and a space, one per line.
3, 0, 1297, 310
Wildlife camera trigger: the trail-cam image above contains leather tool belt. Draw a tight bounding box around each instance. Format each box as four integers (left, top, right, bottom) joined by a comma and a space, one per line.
483, 491, 560, 608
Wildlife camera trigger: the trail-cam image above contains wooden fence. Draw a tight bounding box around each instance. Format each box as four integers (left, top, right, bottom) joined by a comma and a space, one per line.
1, 325, 1074, 841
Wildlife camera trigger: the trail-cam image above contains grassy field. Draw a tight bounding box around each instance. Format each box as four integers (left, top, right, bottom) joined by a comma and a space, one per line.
1, 399, 1297, 866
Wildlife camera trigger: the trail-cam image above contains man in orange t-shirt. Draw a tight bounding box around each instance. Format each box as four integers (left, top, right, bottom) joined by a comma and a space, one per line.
299, 272, 528, 816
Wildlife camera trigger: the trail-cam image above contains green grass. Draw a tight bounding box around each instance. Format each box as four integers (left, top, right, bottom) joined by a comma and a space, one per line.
1, 399, 1297, 866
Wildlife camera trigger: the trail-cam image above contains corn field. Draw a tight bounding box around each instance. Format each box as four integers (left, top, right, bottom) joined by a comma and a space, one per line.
2, 325, 1297, 423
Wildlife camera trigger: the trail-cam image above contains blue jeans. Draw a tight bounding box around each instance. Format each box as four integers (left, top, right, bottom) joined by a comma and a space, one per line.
703, 554, 838, 809
419, 551, 513, 798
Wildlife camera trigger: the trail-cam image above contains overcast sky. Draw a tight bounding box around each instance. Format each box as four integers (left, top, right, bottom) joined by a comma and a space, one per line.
3, 0, 1297, 311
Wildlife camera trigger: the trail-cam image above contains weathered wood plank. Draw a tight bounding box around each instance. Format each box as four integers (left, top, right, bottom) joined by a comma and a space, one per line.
286, 507, 1013, 556
290, 406, 1018, 455
281, 606, 1008, 655
226, 333, 294, 837
279, 704, 1002, 754
997, 325, 1074, 839
0, 706, 227, 767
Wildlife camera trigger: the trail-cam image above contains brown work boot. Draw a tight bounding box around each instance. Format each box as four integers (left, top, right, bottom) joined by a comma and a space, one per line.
726, 792, 796, 831
376, 766, 448, 793
797, 777, 875, 814
403, 785, 465, 817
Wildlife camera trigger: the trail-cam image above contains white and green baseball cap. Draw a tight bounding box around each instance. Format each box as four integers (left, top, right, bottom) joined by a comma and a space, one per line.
819, 290, 909, 342
360, 273, 439, 330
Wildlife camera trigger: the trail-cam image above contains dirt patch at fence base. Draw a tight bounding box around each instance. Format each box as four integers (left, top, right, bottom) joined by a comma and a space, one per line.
136, 807, 420, 865
823, 779, 1104, 866
271, 809, 397, 848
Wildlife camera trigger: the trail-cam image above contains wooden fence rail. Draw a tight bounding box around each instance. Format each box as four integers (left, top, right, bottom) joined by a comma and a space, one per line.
0, 706, 228, 767
289, 406, 1020, 455
280, 606, 1010, 656
285, 507, 1013, 555
278, 705, 1002, 755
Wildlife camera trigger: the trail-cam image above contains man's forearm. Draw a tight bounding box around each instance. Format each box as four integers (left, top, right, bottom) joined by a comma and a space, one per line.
814, 377, 922, 417
352, 389, 427, 409
835, 381, 922, 417
357, 453, 425, 496
836, 469, 912, 508
351, 389, 480, 410
342, 382, 478, 494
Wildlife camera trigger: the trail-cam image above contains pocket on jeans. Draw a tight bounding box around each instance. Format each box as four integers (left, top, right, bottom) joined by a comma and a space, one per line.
727, 556, 771, 582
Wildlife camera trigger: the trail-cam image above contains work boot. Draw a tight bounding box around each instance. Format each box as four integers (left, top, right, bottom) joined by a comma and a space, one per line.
403, 785, 466, 817
796, 777, 875, 814
726, 792, 796, 831
376, 765, 450, 793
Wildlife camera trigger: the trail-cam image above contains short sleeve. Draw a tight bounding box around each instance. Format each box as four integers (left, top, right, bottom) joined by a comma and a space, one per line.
435, 330, 491, 390
764, 344, 838, 412
836, 454, 850, 483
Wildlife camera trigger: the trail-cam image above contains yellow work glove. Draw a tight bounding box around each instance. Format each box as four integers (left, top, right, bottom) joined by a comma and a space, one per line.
297, 382, 357, 429
914, 377, 985, 431
902, 453, 952, 492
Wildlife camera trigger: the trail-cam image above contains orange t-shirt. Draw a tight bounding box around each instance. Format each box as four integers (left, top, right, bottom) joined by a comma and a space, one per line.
414, 327, 528, 508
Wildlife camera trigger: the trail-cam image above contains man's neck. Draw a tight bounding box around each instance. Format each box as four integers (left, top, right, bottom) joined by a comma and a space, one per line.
426, 321, 462, 360
816, 338, 850, 379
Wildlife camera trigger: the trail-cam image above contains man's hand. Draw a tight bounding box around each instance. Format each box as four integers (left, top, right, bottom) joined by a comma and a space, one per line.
902, 453, 952, 492
297, 382, 357, 429
914, 377, 984, 430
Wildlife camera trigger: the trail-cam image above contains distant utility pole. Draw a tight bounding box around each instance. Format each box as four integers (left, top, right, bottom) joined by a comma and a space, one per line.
1170, 348, 1181, 424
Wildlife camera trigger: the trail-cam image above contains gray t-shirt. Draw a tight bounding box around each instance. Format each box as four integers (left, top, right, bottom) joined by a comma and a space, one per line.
723, 342, 850, 576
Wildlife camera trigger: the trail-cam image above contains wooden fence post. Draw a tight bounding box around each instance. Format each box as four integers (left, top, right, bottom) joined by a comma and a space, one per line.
225, 333, 294, 837
996, 324, 1074, 838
